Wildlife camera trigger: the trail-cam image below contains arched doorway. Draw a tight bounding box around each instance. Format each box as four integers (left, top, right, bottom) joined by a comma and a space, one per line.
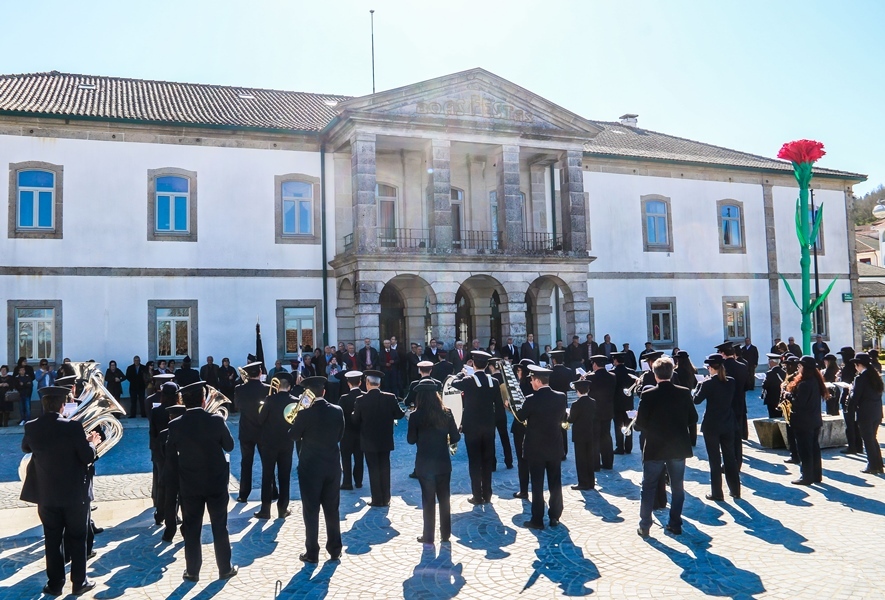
526, 275, 575, 347
455, 288, 472, 344
379, 285, 405, 342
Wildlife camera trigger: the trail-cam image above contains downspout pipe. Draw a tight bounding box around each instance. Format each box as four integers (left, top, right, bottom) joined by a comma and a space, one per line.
550, 163, 561, 343
321, 146, 329, 346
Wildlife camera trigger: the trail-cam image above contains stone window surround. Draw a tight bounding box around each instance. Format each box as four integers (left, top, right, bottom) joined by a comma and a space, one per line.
716, 199, 747, 254
147, 167, 198, 243
646, 296, 677, 349
377, 182, 399, 229
7, 299, 63, 367
276, 300, 323, 359
813, 297, 830, 341
808, 203, 826, 256
640, 194, 673, 253
8, 161, 64, 240
275, 173, 322, 245
148, 299, 198, 362
722, 296, 750, 342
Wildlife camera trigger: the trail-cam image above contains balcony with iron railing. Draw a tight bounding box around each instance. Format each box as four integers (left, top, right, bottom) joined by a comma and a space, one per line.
342, 228, 575, 257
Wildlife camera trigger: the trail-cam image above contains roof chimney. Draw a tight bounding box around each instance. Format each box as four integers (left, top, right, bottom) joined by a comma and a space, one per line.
619, 113, 638, 127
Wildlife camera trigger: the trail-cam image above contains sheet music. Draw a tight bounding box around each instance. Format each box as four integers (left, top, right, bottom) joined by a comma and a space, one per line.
755, 373, 767, 381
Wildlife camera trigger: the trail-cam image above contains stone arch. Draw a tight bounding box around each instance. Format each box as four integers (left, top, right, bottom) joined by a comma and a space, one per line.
336, 278, 355, 345
453, 274, 509, 347
379, 274, 437, 346
526, 275, 576, 347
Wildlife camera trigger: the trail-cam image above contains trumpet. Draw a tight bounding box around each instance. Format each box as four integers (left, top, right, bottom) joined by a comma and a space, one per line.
622, 374, 642, 397
283, 388, 317, 424
620, 410, 639, 436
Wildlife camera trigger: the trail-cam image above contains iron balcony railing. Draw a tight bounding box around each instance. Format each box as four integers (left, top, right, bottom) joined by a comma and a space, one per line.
452, 230, 500, 251
342, 229, 567, 253
378, 227, 430, 249
523, 231, 564, 252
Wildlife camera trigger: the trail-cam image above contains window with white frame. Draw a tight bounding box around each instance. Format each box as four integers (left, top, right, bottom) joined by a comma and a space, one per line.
641, 195, 673, 252
808, 206, 825, 253
647, 298, 676, 346
9, 162, 63, 239
719, 202, 745, 252
147, 168, 197, 242
377, 183, 397, 247
284, 307, 315, 355
723, 298, 749, 341
813, 297, 829, 339
16, 308, 55, 361
156, 307, 191, 358
282, 181, 313, 235
451, 188, 464, 247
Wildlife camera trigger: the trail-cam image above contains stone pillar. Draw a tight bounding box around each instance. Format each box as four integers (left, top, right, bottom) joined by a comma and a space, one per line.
427, 139, 452, 249
353, 279, 381, 344
351, 132, 377, 253
501, 301, 528, 343
535, 304, 554, 347
563, 282, 591, 339
529, 164, 548, 233
433, 302, 457, 350
496, 145, 523, 250
473, 304, 493, 345
404, 305, 427, 346
762, 183, 781, 342
559, 150, 587, 252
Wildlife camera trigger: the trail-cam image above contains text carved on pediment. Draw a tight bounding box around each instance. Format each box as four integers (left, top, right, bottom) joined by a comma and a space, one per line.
415, 94, 534, 123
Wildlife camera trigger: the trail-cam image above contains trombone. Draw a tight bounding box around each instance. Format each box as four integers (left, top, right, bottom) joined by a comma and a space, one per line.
621, 409, 639, 436
283, 388, 317, 424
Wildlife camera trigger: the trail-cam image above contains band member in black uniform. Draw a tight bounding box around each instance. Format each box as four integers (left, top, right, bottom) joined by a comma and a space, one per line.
848, 353, 884, 474
567, 379, 597, 490
431, 350, 454, 381
761, 353, 784, 418
518, 365, 568, 529
404, 361, 441, 407
510, 359, 535, 499
337, 371, 365, 490
21, 385, 100, 597
352, 371, 404, 507
716, 342, 749, 469
674, 351, 699, 446
166, 380, 238, 582
781, 355, 801, 464
158, 404, 186, 542
407, 384, 461, 544
586, 355, 617, 470
234, 361, 270, 502
254, 372, 297, 519
486, 359, 514, 470
149, 378, 178, 525
451, 351, 501, 505
290, 376, 345, 563
837, 346, 863, 454
786, 357, 826, 485
693, 355, 741, 500
174, 356, 200, 387
549, 350, 576, 459
611, 352, 636, 454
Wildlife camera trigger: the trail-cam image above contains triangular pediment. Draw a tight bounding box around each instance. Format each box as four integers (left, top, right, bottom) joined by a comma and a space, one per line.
334, 68, 602, 137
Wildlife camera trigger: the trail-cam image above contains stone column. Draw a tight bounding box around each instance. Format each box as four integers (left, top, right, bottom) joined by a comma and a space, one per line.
500, 301, 528, 343
535, 304, 553, 347
351, 132, 377, 253
353, 279, 381, 344
427, 139, 452, 249
762, 183, 781, 342
559, 150, 587, 252
563, 281, 591, 339
404, 305, 427, 346
473, 304, 493, 345
496, 145, 523, 250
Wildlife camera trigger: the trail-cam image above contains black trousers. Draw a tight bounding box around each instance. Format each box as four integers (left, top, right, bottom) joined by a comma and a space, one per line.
734, 422, 744, 469
418, 473, 451, 543
495, 420, 514, 467
785, 424, 799, 461
858, 417, 884, 471
844, 408, 864, 452
573, 438, 596, 489
162, 481, 180, 539
529, 460, 563, 524
299, 467, 342, 560
511, 428, 529, 494
766, 405, 782, 419
364, 451, 391, 505
703, 429, 740, 497
561, 428, 568, 458
151, 459, 161, 511
180, 491, 232, 576
129, 388, 146, 417
340, 435, 363, 487
239, 439, 257, 498
40, 502, 90, 590
464, 428, 495, 501
259, 444, 293, 513
595, 418, 614, 470
794, 427, 822, 483
614, 411, 633, 453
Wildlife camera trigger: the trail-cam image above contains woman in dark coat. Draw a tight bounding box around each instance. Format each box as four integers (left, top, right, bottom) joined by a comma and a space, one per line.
406, 385, 461, 544
693, 354, 740, 500
674, 351, 699, 446
849, 353, 884, 474
104, 361, 125, 401
0, 365, 13, 427
14, 358, 35, 424
822, 354, 841, 416
786, 356, 827, 485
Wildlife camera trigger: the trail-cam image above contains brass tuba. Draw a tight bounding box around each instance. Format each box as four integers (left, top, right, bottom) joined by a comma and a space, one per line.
204, 385, 232, 420
283, 388, 317, 424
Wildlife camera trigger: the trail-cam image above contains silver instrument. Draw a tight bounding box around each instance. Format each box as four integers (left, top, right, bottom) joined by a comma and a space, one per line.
205, 385, 232, 420
620, 410, 639, 436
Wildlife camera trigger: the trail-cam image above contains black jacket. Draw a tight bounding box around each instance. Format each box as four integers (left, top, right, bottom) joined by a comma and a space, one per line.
422, 346, 442, 363
431, 360, 454, 382
851, 369, 883, 423
517, 386, 568, 462
336, 387, 362, 440
519, 342, 540, 364
634, 381, 697, 461
623, 350, 638, 371
404, 376, 442, 407
693, 376, 736, 434
200, 363, 221, 388
125, 363, 147, 392
174, 367, 200, 387
451, 371, 500, 434
723, 357, 749, 417
613, 364, 637, 411
166, 408, 234, 497
586, 368, 617, 420
564, 343, 583, 366
579, 341, 599, 368
104, 368, 125, 398
762, 366, 785, 408
235, 379, 269, 442
20, 413, 96, 506
741, 344, 760, 369
290, 398, 344, 471
789, 379, 824, 431
352, 388, 404, 452
567, 394, 597, 443
407, 408, 460, 477
357, 346, 380, 371
549, 364, 577, 395
258, 391, 296, 450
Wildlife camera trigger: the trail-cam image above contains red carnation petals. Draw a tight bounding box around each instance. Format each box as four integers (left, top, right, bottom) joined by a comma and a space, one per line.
777, 139, 826, 164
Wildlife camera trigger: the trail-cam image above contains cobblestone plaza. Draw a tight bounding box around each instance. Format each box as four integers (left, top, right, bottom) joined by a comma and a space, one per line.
1, 392, 882, 599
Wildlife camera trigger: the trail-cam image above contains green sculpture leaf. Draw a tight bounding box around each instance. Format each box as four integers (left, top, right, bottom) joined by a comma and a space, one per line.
810, 277, 839, 314
780, 275, 801, 311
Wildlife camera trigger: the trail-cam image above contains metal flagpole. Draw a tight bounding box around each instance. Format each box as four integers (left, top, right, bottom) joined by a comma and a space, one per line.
370, 10, 376, 94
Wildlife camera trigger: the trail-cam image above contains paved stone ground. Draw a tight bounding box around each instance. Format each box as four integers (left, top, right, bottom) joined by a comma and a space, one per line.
0, 390, 883, 599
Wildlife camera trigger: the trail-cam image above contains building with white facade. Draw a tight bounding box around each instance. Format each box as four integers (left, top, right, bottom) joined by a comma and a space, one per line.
0, 68, 866, 370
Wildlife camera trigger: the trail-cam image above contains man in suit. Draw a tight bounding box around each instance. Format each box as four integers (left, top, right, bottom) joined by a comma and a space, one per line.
612, 352, 636, 454
352, 371, 405, 507
586, 355, 617, 470
422, 338, 442, 363
741, 338, 760, 389
717, 342, 749, 468
565, 336, 583, 370
407, 343, 423, 384
431, 350, 454, 381
634, 356, 697, 537
254, 372, 296, 520
600, 334, 617, 359
548, 350, 576, 458
451, 340, 468, 372
379, 339, 401, 396
510, 359, 535, 499
451, 351, 501, 504
341, 343, 360, 371
234, 361, 270, 502
787, 336, 802, 358
520, 334, 540, 364
518, 365, 568, 529
567, 379, 597, 490
358, 338, 380, 371
761, 353, 785, 418
501, 337, 520, 363
811, 334, 830, 367
579, 334, 599, 371
622, 343, 638, 371
200, 356, 220, 389
337, 371, 365, 490
166, 381, 238, 582
21, 385, 100, 597
174, 356, 200, 387
290, 376, 345, 563
125, 355, 148, 418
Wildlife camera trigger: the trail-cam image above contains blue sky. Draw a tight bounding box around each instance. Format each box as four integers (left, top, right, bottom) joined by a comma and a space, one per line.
2, 0, 882, 195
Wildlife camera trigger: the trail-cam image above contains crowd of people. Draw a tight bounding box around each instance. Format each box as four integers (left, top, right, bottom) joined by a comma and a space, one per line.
15, 331, 884, 596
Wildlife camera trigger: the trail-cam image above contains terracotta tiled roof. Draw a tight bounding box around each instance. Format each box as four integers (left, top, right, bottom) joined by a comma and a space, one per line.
0, 71, 348, 132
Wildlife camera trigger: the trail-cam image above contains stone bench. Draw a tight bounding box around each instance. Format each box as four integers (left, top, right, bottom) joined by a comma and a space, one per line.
754, 415, 847, 450
753, 418, 787, 449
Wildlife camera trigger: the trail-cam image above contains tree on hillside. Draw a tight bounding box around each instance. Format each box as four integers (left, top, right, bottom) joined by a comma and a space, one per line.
862, 302, 885, 349
852, 184, 885, 226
